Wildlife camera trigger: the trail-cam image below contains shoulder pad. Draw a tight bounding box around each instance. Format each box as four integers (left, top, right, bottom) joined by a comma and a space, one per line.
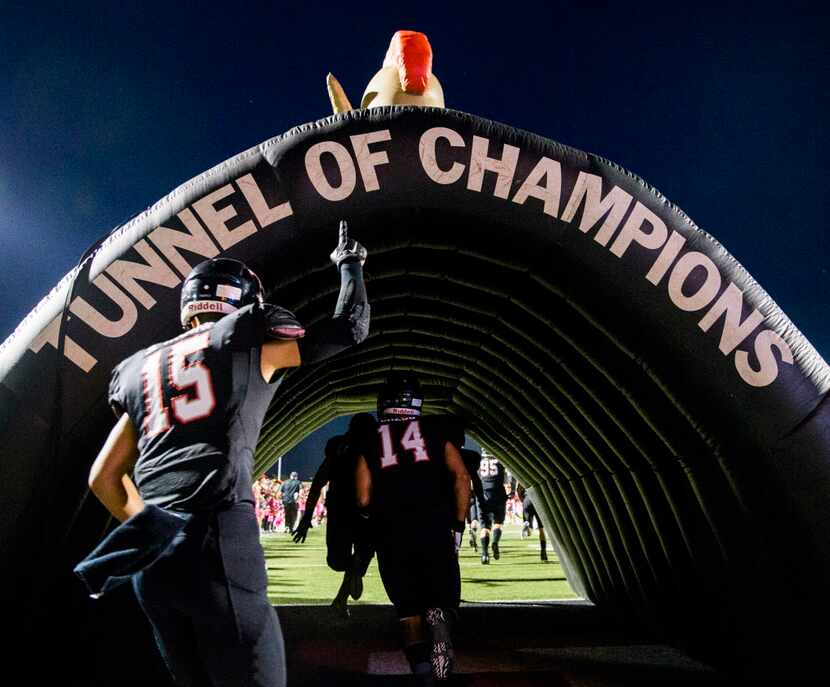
421, 415, 465, 447
263, 303, 306, 341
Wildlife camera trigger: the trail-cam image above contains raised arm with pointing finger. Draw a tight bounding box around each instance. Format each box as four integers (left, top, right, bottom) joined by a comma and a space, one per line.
286, 220, 369, 367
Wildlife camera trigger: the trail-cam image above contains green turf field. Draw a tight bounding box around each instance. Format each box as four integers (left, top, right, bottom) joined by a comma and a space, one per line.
263, 522, 578, 605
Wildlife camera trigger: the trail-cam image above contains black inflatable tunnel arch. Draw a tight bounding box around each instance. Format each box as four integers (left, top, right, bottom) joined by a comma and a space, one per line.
1, 107, 828, 677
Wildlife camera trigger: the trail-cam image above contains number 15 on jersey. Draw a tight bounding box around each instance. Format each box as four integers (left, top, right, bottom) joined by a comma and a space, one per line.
142, 332, 216, 437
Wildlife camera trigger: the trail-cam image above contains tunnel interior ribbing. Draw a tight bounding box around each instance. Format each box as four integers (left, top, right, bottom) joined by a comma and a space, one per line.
248, 208, 756, 651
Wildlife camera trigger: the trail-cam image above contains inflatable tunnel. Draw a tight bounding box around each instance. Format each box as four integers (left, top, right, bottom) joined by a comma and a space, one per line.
1, 107, 828, 674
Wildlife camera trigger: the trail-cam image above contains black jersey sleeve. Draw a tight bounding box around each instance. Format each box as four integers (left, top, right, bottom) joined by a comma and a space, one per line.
461, 448, 486, 506
217, 303, 304, 356
107, 361, 127, 417
298, 261, 370, 365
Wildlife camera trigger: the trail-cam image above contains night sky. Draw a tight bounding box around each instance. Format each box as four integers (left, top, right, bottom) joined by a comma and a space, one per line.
2, 2, 827, 477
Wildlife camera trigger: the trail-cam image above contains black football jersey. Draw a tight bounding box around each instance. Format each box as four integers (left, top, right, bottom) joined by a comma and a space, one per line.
461, 448, 486, 506
363, 417, 451, 532
108, 303, 287, 512
479, 455, 507, 502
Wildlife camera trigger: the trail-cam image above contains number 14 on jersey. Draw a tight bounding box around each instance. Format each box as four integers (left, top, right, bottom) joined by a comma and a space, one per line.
379, 420, 431, 468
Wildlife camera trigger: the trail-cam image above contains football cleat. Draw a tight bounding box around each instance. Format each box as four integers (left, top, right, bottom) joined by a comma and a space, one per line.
331, 597, 351, 619
425, 608, 454, 680
480, 552, 490, 565
349, 555, 364, 601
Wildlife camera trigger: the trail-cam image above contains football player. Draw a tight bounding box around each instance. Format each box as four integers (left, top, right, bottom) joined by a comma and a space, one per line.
477, 450, 508, 564
76, 221, 369, 687
355, 373, 471, 684
460, 447, 485, 551
293, 412, 378, 617
518, 484, 548, 561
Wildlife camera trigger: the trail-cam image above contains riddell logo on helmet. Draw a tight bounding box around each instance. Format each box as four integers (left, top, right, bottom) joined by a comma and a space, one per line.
384, 407, 420, 415
192, 302, 230, 312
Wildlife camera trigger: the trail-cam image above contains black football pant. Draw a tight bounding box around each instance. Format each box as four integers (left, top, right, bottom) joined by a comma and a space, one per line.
132, 505, 285, 687
376, 526, 460, 618
479, 496, 507, 530
326, 507, 375, 574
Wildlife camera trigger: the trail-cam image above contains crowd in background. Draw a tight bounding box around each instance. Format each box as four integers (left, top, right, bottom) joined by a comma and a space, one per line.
253, 475, 326, 532
253, 473, 531, 534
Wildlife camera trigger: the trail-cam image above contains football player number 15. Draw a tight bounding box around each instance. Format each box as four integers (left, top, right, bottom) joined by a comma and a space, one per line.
379, 420, 431, 468
142, 332, 216, 437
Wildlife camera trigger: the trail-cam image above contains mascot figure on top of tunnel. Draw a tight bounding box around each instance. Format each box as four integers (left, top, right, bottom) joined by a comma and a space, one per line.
326, 30, 445, 113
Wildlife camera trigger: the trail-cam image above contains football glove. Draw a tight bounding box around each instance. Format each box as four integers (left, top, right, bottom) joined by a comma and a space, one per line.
292, 517, 311, 544
329, 220, 367, 267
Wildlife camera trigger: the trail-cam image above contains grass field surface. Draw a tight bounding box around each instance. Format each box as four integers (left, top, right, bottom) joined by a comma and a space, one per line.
264, 522, 578, 605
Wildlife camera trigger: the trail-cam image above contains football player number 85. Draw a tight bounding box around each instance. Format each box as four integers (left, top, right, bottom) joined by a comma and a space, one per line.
142, 332, 216, 437
379, 420, 430, 468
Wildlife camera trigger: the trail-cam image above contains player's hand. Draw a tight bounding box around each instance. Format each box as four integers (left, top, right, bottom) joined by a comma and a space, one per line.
293, 519, 311, 544
329, 220, 367, 267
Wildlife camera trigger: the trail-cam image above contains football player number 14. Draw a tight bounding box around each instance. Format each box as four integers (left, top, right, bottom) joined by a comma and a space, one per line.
142, 332, 216, 437
379, 420, 430, 468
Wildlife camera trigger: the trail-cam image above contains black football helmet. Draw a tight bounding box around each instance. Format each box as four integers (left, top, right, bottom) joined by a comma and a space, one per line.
180, 258, 264, 329
377, 371, 424, 419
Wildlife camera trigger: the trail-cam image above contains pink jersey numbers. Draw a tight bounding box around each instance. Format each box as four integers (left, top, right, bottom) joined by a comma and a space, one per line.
142, 332, 215, 437
378, 420, 430, 468
142, 349, 170, 437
